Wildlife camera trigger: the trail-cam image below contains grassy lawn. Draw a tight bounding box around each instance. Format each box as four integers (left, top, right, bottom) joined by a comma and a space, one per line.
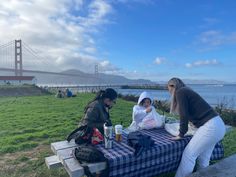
0, 93, 235, 177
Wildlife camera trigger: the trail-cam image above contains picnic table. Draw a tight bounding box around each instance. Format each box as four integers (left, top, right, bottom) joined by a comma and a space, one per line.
45, 128, 224, 177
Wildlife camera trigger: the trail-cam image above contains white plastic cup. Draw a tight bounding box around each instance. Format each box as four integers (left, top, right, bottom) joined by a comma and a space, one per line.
115, 125, 123, 142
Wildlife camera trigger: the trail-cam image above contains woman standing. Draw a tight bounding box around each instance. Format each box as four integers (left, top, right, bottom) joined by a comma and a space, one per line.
167, 78, 225, 177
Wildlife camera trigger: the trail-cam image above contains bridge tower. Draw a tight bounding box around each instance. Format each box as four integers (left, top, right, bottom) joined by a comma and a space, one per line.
14, 39, 23, 76
95, 64, 98, 76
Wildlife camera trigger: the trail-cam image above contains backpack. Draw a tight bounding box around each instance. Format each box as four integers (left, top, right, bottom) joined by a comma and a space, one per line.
67, 126, 108, 176
74, 145, 107, 163
73, 145, 109, 177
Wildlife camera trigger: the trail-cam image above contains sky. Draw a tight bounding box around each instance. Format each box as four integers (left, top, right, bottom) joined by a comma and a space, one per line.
0, 0, 236, 82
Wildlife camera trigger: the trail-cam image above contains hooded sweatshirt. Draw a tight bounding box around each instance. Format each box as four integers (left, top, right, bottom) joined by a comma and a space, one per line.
127, 92, 162, 132
132, 91, 155, 124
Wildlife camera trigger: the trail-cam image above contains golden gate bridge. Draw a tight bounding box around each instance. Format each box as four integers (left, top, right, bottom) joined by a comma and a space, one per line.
0, 39, 110, 86
0, 40, 100, 77
0, 40, 156, 90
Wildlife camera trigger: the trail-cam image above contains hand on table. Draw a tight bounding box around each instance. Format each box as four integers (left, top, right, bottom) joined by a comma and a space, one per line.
170, 136, 182, 141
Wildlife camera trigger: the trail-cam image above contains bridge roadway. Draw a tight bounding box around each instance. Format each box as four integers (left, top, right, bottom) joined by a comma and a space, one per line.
0, 67, 97, 78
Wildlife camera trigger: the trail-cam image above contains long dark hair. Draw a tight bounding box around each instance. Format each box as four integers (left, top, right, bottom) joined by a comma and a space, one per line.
84, 88, 117, 112
168, 77, 186, 114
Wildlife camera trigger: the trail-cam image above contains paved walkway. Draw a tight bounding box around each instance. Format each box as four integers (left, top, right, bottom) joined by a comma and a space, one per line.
188, 154, 236, 177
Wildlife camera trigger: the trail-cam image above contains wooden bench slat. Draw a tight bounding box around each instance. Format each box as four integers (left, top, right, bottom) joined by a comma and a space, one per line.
57, 147, 75, 161
64, 158, 84, 177
47, 141, 107, 177
64, 158, 106, 177
51, 140, 77, 154
45, 155, 62, 169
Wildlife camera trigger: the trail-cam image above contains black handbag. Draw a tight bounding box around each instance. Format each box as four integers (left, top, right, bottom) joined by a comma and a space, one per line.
127, 132, 155, 157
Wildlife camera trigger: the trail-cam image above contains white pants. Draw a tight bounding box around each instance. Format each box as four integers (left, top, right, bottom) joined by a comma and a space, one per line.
175, 116, 225, 177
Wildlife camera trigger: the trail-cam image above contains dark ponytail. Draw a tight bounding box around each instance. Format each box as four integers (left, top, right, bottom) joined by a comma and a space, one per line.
94, 90, 106, 101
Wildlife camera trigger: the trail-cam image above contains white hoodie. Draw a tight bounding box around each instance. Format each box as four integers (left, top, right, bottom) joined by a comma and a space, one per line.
127, 91, 160, 131
133, 91, 154, 124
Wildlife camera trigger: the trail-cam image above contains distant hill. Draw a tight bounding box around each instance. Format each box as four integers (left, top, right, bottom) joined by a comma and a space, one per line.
22, 69, 155, 85
182, 79, 228, 85
155, 79, 229, 85
1, 70, 233, 85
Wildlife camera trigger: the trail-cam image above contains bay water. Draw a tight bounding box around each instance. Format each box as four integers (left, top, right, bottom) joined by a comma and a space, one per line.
117, 84, 236, 109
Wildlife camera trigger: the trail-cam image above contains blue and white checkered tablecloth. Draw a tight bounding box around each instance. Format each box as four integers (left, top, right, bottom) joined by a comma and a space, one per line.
96, 128, 224, 177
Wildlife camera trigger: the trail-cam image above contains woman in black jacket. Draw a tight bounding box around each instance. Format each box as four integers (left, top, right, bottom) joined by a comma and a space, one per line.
79, 88, 117, 134
167, 77, 225, 177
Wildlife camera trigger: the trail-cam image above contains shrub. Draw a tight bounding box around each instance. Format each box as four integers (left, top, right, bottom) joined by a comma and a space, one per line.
215, 97, 236, 126
118, 93, 138, 102
153, 100, 170, 115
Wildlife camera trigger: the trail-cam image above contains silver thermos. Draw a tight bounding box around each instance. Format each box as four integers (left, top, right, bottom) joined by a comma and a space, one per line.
104, 121, 113, 149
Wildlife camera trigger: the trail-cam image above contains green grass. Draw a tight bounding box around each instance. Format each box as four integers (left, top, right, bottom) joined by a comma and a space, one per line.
222, 127, 236, 156
0, 93, 235, 177
0, 93, 135, 177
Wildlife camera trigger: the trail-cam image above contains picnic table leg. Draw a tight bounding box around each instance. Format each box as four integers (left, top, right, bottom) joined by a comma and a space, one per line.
95, 172, 100, 177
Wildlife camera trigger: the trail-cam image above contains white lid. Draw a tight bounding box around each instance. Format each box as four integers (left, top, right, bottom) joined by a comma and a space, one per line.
115, 124, 122, 129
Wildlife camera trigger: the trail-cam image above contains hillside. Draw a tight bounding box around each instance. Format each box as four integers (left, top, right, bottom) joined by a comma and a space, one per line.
0, 85, 50, 97
21, 69, 155, 85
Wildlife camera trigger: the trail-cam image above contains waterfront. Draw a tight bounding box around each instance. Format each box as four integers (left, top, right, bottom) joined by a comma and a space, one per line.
117, 84, 236, 109
41, 83, 236, 109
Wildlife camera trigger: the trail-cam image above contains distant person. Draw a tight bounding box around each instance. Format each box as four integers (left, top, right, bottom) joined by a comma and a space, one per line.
79, 88, 118, 134
66, 88, 73, 97
55, 90, 64, 98
167, 77, 225, 177
128, 91, 162, 131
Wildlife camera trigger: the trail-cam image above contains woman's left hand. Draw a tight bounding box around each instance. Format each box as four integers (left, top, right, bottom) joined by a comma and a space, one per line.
170, 136, 182, 141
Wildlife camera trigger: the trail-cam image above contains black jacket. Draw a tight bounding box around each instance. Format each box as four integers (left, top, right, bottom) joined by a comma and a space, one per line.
127, 131, 154, 157
176, 87, 218, 137
79, 99, 110, 134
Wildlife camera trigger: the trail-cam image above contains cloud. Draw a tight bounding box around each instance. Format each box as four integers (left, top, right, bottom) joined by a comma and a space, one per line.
203, 18, 219, 24
0, 0, 115, 73
198, 30, 236, 47
199, 18, 219, 29
114, 0, 154, 4
98, 60, 121, 73
185, 59, 219, 68
102, 68, 172, 82
154, 57, 166, 65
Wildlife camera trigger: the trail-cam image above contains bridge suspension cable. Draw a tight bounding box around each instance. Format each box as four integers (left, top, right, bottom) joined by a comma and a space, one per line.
0, 40, 105, 82
0, 40, 14, 49
0, 40, 15, 69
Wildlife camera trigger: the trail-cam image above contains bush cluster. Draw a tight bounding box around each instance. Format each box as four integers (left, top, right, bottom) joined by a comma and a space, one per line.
118, 93, 236, 127
118, 93, 139, 102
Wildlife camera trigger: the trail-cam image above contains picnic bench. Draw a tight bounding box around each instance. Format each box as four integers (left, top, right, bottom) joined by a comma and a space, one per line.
45, 128, 224, 177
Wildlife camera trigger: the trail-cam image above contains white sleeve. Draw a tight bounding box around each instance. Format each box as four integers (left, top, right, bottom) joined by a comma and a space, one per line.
151, 106, 160, 115
132, 105, 147, 123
